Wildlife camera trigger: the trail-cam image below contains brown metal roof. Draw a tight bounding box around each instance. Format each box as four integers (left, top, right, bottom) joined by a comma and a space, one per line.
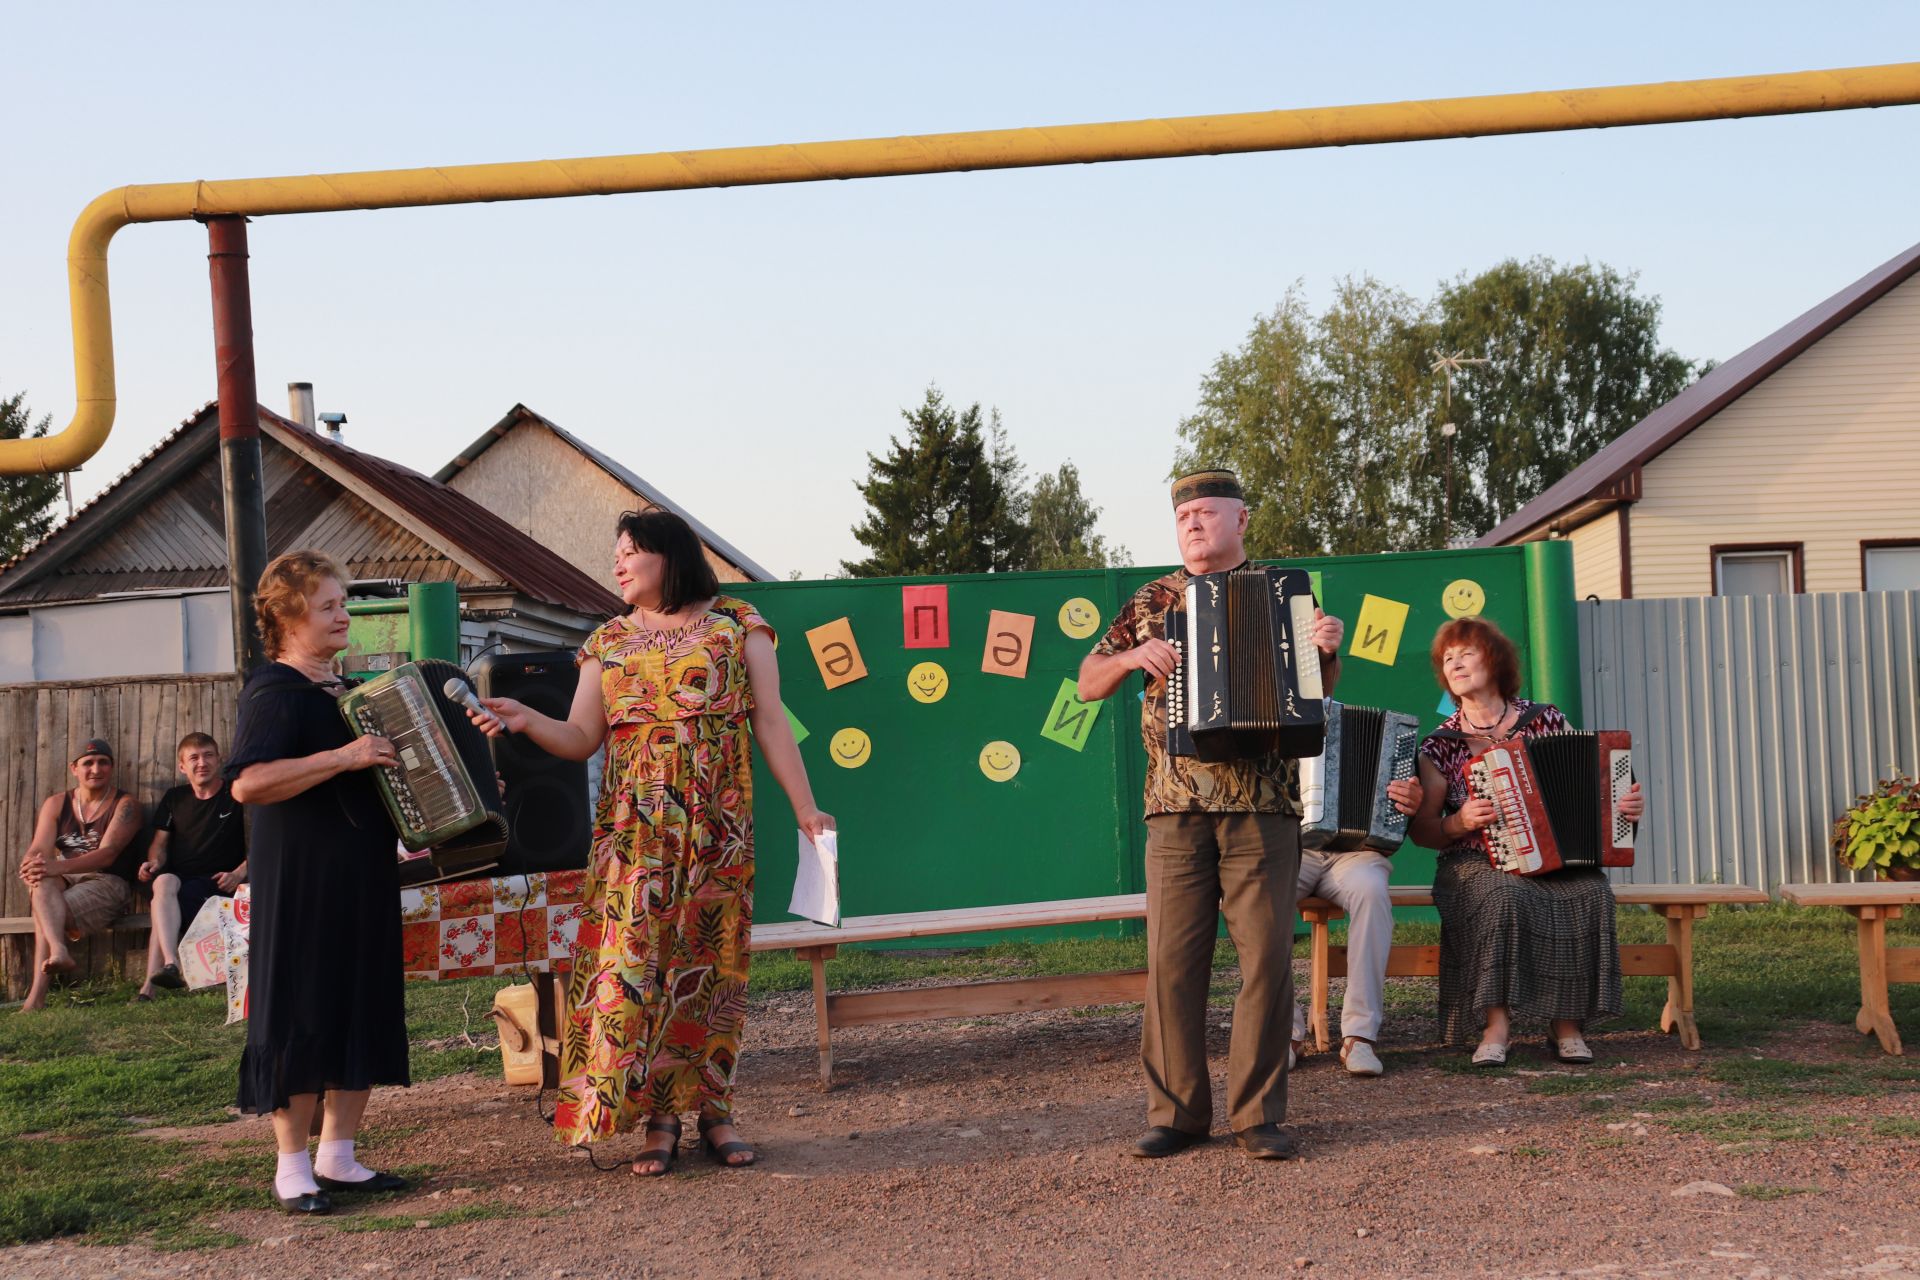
1478, 239, 1920, 546
258, 407, 621, 617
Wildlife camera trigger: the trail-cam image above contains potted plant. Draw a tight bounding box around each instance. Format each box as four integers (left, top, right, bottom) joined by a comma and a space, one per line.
1832, 773, 1920, 881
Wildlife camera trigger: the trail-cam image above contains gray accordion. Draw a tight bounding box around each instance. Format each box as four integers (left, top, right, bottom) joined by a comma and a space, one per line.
1299, 699, 1420, 852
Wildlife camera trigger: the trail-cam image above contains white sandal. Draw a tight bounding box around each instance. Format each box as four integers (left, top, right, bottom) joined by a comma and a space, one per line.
1471, 1040, 1508, 1067
1552, 1036, 1594, 1064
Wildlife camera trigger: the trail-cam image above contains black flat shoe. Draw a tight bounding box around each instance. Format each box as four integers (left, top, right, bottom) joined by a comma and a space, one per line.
1130, 1126, 1206, 1159
276, 1191, 333, 1215
150, 963, 186, 990
316, 1171, 408, 1193
1233, 1122, 1301, 1160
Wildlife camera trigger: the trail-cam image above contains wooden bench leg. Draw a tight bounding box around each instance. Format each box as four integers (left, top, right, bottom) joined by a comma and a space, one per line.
1849, 907, 1904, 1056
1310, 915, 1331, 1053
1658, 905, 1703, 1051
799, 945, 838, 1087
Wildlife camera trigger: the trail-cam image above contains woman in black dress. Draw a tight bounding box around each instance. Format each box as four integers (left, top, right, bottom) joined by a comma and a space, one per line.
227, 551, 410, 1215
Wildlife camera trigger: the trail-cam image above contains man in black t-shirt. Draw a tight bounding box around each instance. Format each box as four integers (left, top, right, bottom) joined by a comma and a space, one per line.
137, 732, 247, 999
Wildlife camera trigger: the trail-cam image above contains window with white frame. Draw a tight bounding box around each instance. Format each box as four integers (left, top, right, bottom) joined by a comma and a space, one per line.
1864, 544, 1920, 592
1714, 548, 1796, 597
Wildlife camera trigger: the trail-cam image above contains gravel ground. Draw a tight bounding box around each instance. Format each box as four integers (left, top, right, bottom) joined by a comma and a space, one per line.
7, 963, 1918, 1280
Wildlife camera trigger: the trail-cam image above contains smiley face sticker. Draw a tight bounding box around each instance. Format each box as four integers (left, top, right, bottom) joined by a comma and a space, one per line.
1058, 597, 1101, 640
906, 661, 950, 704
1442, 578, 1486, 619
829, 727, 872, 769
978, 740, 1022, 782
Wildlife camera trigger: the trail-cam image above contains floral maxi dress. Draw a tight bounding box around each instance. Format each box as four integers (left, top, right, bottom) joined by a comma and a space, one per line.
552, 599, 769, 1143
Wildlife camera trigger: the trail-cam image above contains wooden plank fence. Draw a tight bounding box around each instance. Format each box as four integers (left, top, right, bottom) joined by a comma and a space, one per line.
1, 673, 240, 997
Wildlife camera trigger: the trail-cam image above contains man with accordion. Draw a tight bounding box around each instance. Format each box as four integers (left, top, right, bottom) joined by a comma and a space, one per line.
1078, 468, 1345, 1162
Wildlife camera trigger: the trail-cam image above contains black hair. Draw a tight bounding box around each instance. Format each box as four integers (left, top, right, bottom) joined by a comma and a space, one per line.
615, 508, 719, 614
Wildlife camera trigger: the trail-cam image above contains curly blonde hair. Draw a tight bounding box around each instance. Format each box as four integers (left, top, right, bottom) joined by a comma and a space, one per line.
255, 550, 347, 659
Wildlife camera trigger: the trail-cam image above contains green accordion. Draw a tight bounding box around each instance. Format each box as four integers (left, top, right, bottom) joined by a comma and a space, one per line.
337, 660, 509, 882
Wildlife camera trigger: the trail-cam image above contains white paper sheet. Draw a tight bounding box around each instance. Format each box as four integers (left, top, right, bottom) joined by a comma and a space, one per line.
789, 829, 840, 928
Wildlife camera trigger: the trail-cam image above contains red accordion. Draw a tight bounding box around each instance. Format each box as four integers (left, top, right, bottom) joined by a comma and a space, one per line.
1464, 730, 1636, 875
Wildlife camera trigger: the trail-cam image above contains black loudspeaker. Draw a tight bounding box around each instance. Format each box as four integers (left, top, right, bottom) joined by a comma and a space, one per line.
474, 651, 592, 878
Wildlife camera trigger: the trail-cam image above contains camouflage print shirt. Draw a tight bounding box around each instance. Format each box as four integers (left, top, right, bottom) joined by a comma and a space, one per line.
1090, 569, 1303, 818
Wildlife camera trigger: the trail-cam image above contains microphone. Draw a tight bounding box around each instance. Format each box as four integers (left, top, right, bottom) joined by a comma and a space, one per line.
443, 677, 505, 732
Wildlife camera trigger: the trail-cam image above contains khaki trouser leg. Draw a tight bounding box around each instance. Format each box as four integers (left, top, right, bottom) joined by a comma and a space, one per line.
1216, 813, 1302, 1133
1322, 850, 1393, 1043
1141, 815, 1222, 1135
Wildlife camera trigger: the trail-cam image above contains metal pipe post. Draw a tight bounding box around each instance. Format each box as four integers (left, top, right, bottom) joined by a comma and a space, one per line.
206, 215, 269, 674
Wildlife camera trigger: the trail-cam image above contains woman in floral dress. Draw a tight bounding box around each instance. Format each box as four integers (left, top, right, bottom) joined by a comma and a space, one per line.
475, 510, 832, 1175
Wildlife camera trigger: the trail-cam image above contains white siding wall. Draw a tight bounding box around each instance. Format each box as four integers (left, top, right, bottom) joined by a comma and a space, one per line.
1567, 509, 1622, 600
1630, 273, 1920, 598
446, 426, 749, 590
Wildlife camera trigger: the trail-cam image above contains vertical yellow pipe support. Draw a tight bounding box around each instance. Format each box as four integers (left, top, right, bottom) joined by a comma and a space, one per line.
5, 61, 1920, 474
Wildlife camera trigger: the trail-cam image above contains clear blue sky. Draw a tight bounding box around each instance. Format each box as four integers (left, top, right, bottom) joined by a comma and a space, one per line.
3, 3, 1916, 576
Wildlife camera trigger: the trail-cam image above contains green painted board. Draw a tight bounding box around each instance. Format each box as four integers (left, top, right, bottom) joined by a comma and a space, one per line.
733, 541, 1574, 945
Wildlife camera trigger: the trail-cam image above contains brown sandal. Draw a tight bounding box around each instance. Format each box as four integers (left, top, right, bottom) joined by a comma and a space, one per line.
631, 1116, 681, 1177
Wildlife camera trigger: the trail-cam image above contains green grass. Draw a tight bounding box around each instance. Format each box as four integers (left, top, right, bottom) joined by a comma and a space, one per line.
1655, 1108, 1839, 1144
334, 1202, 522, 1233
0, 978, 505, 1248
1510, 1144, 1551, 1157
1868, 1116, 1920, 1138
1737, 1184, 1818, 1201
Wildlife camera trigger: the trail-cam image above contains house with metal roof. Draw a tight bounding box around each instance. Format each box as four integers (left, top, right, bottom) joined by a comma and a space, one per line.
1477, 241, 1920, 600
0, 402, 622, 682
434, 404, 773, 591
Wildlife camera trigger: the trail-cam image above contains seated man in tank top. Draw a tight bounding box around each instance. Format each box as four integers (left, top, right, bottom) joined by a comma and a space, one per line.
16, 739, 145, 1012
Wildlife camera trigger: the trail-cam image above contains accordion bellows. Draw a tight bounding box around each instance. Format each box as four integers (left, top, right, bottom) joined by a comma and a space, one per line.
1465, 730, 1636, 875
337, 659, 509, 883
1300, 700, 1420, 852
1166, 566, 1325, 762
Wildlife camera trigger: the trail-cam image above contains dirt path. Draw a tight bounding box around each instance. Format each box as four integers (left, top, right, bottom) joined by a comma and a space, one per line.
7, 975, 1918, 1279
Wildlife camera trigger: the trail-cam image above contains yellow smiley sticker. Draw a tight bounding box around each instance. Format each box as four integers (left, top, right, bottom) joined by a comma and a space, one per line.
829, 727, 872, 769
906, 660, 950, 704
1058, 597, 1101, 640
1442, 578, 1486, 619
978, 740, 1022, 782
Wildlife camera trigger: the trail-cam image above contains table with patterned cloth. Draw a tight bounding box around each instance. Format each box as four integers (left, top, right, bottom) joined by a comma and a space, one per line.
183, 870, 590, 1023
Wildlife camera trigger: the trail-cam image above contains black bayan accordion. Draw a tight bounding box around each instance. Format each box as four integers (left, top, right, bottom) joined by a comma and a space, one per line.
337, 659, 509, 886
1300, 700, 1420, 852
1164, 566, 1325, 762
1464, 730, 1636, 875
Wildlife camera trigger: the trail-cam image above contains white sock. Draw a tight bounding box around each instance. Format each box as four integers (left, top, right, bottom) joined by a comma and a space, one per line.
275, 1150, 320, 1199
313, 1138, 377, 1183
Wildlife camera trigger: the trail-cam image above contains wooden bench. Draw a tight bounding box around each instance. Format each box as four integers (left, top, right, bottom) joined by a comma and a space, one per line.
1293, 883, 1768, 1053
750, 895, 1151, 1087
1778, 882, 1920, 1055
1, 912, 153, 1000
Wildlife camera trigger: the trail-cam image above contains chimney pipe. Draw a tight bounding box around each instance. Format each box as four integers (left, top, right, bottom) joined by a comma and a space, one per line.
318, 411, 347, 443
288, 382, 316, 431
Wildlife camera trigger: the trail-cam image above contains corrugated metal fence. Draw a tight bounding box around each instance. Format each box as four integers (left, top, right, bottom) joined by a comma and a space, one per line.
1579, 590, 1920, 891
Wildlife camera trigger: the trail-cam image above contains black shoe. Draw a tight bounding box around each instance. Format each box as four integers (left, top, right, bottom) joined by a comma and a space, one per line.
150, 963, 186, 990
276, 1190, 333, 1215
315, 1170, 409, 1193
1233, 1123, 1301, 1160
1130, 1126, 1206, 1159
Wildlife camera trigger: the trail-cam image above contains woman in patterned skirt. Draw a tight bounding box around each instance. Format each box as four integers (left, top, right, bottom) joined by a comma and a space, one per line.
1406, 617, 1644, 1066
474, 509, 831, 1175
